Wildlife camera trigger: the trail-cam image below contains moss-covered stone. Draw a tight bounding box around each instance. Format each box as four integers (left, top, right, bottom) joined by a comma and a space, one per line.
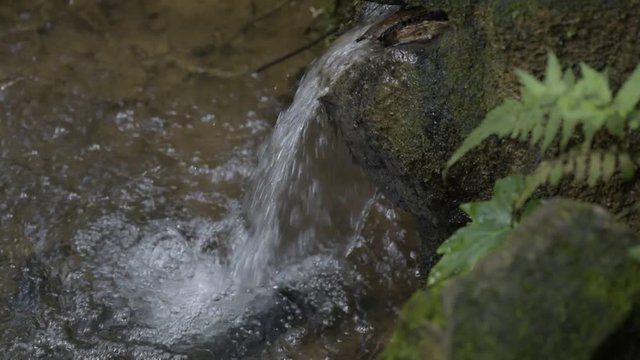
381, 200, 640, 359
321, 41, 473, 271
325, 0, 640, 263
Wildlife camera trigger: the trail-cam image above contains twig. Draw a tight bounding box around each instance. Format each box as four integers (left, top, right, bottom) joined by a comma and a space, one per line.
164, 53, 249, 79
239, 0, 291, 33
171, 28, 340, 78
253, 28, 339, 74
193, 0, 293, 58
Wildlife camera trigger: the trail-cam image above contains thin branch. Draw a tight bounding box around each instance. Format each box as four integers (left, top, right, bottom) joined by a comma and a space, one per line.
253, 28, 338, 74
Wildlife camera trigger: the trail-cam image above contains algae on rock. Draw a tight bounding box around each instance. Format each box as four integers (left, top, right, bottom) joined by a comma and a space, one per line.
325, 0, 640, 263
381, 200, 640, 360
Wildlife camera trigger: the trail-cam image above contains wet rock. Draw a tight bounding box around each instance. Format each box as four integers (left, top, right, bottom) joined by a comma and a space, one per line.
180, 257, 360, 359
9, 251, 361, 360
321, 34, 497, 268
324, 0, 640, 262
382, 200, 640, 360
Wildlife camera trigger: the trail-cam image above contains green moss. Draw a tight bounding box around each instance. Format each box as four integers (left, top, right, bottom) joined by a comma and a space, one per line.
448, 200, 640, 360
381, 200, 640, 359
371, 64, 429, 172
388, 0, 640, 213
381, 287, 447, 360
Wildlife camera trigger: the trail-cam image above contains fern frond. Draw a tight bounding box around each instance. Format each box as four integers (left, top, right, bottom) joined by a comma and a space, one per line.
446, 99, 521, 168
446, 53, 640, 172
613, 64, 640, 116
516, 149, 639, 207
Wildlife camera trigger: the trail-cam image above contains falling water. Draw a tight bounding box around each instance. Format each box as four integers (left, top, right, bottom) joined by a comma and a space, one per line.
231, 28, 375, 286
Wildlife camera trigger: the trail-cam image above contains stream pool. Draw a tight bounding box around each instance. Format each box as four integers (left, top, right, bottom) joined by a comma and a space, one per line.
0, 1, 419, 359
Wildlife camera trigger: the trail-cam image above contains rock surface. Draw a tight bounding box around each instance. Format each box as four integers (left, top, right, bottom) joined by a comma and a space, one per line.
324, 0, 640, 261
381, 199, 640, 360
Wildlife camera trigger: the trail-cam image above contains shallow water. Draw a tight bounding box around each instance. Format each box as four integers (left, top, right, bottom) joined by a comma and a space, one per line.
0, 1, 419, 359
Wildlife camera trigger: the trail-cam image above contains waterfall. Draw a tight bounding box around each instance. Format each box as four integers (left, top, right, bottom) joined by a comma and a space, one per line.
231, 27, 374, 286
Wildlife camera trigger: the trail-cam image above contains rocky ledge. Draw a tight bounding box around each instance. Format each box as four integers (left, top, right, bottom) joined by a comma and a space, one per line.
323, 0, 640, 358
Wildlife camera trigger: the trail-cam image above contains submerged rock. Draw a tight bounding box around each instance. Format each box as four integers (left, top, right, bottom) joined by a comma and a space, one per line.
382, 200, 640, 360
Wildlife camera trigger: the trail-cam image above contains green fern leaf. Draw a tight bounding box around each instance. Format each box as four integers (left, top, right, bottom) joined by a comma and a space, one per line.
563, 68, 576, 87
530, 116, 545, 146
606, 113, 626, 138
514, 148, 634, 208
559, 106, 581, 149
428, 176, 524, 286
578, 63, 612, 106
602, 151, 617, 182
618, 152, 638, 180
629, 245, 640, 263
446, 99, 520, 169
544, 52, 563, 91
514, 107, 539, 141
582, 109, 609, 148
517, 163, 552, 208
563, 155, 577, 174
574, 151, 588, 182
613, 64, 640, 116
516, 70, 547, 97
541, 107, 562, 151
446, 54, 640, 176
630, 110, 640, 130
549, 159, 565, 186
588, 152, 602, 187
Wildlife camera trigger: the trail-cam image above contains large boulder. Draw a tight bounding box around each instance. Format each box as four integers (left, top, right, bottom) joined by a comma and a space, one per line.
323, 0, 640, 260
381, 200, 640, 359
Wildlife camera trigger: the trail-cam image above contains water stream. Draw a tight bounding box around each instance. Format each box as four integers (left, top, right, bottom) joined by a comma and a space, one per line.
0, 1, 419, 359
232, 29, 374, 286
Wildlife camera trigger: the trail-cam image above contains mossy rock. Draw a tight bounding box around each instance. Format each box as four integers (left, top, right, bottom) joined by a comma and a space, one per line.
325, 0, 640, 258
381, 199, 640, 360
321, 41, 474, 268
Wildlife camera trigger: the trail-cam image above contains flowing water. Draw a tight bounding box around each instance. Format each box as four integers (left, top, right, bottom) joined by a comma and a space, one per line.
0, 1, 419, 359
232, 29, 375, 286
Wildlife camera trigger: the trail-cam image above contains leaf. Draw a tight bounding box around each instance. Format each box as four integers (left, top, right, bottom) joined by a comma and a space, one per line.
630, 110, 640, 130
548, 159, 565, 186
579, 63, 612, 105
559, 106, 581, 149
445, 53, 640, 192
446, 99, 520, 169
516, 70, 546, 97
588, 152, 603, 187
629, 245, 640, 263
544, 52, 565, 95
519, 198, 544, 220
563, 68, 576, 88
602, 151, 616, 182
517, 162, 552, 208
605, 113, 627, 138
427, 224, 511, 287
428, 175, 524, 286
618, 152, 638, 180
526, 105, 546, 145
613, 64, 640, 116
462, 175, 525, 226
541, 107, 562, 151
574, 152, 588, 182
